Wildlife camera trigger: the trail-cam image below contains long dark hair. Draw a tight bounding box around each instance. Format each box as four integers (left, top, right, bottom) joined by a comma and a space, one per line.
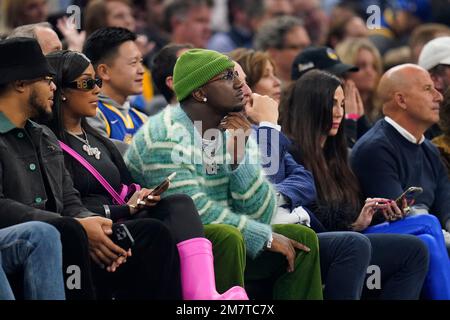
45, 50, 132, 184
280, 70, 362, 221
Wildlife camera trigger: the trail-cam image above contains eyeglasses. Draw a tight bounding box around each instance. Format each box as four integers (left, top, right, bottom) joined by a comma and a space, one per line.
207, 69, 240, 84
66, 78, 102, 91
42, 76, 54, 85
25, 76, 54, 86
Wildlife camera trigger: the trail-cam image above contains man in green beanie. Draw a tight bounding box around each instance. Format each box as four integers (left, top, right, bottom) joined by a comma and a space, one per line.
125, 49, 323, 299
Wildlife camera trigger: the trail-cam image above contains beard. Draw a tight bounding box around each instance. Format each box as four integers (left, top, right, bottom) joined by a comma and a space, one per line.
229, 100, 245, 113
231, 104, 244, 112
29, 88, 53, 123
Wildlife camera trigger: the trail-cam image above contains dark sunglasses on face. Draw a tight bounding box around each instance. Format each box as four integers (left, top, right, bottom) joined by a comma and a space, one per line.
66, 78, 102, 90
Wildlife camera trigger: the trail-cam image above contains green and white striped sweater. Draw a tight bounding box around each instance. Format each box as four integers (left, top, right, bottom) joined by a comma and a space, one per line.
124, 105, 276, 258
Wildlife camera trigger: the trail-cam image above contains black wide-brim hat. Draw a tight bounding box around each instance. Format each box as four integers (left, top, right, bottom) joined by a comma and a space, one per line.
0, 37, 55, 85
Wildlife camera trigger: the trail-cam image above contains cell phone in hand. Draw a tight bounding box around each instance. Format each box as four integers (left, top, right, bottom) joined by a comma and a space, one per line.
111, 224, 134, 251
149, 172, 177, 197
373, 200, 390, 216
395, 186, 423, 207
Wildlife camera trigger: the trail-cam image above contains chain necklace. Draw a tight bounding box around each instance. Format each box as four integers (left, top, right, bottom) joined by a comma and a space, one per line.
66, 129, 102, 160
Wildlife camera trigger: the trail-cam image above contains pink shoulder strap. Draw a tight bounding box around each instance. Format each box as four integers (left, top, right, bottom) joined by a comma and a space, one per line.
59, 140, 126, 205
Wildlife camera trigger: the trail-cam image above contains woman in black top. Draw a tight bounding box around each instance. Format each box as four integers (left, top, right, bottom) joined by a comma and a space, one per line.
44, 50, 248, 300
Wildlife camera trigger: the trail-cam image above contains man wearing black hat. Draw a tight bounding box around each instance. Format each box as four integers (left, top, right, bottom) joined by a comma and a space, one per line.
291, 46, 365, 147
0, 37, 130, 299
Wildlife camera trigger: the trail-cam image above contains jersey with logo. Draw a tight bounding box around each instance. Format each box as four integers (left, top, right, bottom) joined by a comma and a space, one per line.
97, 101, 147, 144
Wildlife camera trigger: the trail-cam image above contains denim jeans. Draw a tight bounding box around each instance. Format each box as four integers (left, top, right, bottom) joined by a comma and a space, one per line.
0, 221, 65, 300
318, 232, 371, 300
362, 233, 429, 300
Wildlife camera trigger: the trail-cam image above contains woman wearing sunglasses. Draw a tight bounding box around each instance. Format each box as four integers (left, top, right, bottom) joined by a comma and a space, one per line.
43, 50, 248, 300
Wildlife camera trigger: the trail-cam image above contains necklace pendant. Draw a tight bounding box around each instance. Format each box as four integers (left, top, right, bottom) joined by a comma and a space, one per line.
83, 144, 94, 157
93, 148, 101, 160
82, 144, 90, 155
68, 130, 101, 159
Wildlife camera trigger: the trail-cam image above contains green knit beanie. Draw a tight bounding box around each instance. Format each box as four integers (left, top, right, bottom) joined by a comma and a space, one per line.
173, 49, 235, 101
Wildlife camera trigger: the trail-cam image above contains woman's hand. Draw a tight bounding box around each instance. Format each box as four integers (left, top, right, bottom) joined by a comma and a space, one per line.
352, 197, 391, 231
127, 188, 161, 215
344, 79, 364, 117
384, 197, 411, 222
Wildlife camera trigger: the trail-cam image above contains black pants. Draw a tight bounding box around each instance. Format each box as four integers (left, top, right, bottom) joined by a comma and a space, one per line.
44, 217, 96, 300
362, 233, 429, 300
318, 232, 371, 300
92, 218, 182, 299
45, 194, 201, 300
134, 194, 204, 243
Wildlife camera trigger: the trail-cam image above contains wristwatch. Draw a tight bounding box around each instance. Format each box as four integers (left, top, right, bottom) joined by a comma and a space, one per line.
265, 233, 273, 249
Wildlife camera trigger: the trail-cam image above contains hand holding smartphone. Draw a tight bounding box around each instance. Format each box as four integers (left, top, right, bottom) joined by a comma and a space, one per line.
377, 187, 423, 221
148, 172, 177, 198
111, 224, 134, 251
395, 186, 423, 207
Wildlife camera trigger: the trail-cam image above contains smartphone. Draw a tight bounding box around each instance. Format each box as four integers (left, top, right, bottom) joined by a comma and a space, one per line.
149, 172, 177, 197
395, 186, 423, 207
111, 224, 134, 251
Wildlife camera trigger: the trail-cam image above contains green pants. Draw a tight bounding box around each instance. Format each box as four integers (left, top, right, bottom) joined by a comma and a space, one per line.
245, 224, 323, 300
205, 224, 323, 300
204, 224, 246, 293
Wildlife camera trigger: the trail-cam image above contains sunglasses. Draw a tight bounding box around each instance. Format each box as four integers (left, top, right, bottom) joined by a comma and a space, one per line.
66, 78, 102, 90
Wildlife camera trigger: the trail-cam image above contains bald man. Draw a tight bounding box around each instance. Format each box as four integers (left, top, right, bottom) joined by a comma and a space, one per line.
350, 64, 450, 243
8, 22, 62, 54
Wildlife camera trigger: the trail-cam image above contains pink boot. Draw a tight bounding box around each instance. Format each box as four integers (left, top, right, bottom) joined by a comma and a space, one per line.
177, 237, 249, 300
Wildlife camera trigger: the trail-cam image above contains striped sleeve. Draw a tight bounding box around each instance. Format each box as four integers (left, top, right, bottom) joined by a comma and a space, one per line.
125, 131, 272, 258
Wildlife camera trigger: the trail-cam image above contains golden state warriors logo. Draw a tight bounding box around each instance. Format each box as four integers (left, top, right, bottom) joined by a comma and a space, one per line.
124, 134, 133, 144
327, 48, 338, 61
